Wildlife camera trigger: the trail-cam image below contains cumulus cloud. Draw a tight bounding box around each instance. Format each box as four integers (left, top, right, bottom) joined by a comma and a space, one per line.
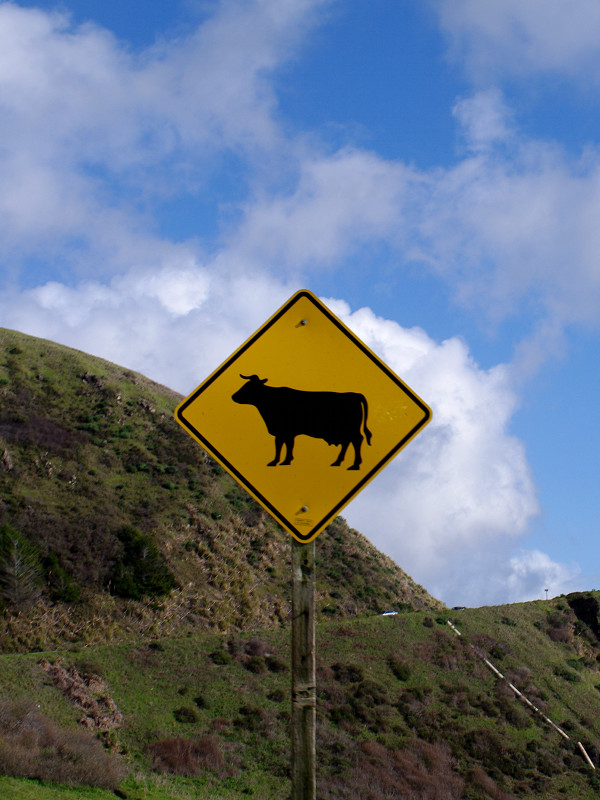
323, 302, 543, 604
435, 0, 600, 81
408, 90, 600, 360
0, 0, 328, 278
506, 550, 580, 603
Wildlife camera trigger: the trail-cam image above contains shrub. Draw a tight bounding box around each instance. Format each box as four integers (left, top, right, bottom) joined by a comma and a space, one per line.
173, 706, 199, 724
355, 680, 389, 707
0, 524, 41, 608
245, 655, 267, 674
554, 666, 581, 683
320, 738, 465, 799
547, 626, 571, 643
148, 735, 224, 776
332, 663, 364, 683
210, 649, 232, 665
266, 656, 287, 673
43, 550, 80, 602
387, 652, 411, 681
243, 637, 271, 657
0, 700, 125, 789
108, 526, 176, 600
236, 705, 269, 733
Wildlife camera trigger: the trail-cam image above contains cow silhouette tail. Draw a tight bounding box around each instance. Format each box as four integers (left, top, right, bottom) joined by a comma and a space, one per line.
361, 395, 372, 445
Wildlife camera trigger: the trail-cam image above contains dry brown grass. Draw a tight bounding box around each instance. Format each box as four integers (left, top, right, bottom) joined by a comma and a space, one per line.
148, 735, 225, 776
320, 738, 465, 799
0, 699, 126, 788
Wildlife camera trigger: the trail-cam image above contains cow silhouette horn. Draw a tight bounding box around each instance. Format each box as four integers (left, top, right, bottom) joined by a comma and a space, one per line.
240, 374, 267, 383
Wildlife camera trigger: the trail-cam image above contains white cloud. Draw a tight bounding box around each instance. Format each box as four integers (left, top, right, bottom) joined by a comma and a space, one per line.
0, 0, 329, 276
408, 92, 600, 354
506, 550, 580, 603
324, 303, 546, 605
230, 148, 419, 269
435, 0, 600, 81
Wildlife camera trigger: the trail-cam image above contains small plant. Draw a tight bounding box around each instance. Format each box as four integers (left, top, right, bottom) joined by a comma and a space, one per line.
149, 735, 224, 776
388, 651, 411, 681
266, 655, 287, 673
210, 649, 232, 665
173, 706, 199, 723
246, 655, 267, 674
332, 662, 364, 683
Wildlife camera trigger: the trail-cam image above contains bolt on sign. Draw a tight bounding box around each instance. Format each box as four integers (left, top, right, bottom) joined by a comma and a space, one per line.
175, 290, 432, 543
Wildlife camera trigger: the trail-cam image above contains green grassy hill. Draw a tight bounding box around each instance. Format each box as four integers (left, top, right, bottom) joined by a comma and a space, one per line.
2, 596, 600, 799
0, 327, 439, 652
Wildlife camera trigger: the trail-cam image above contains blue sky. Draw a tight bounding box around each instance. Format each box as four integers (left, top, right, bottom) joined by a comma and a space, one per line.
1, 0, 600, 607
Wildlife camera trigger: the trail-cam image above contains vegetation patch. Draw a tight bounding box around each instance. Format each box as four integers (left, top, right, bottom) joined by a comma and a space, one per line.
148, 735, 225, 776
0, 699, 125, 789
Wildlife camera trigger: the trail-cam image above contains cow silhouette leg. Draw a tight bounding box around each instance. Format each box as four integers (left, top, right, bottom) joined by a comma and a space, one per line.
331, 442, 349, 467
280, 437, 294, 465
268, 436, 284, 466
269, 436, 294, 466
348, 435, 363, 470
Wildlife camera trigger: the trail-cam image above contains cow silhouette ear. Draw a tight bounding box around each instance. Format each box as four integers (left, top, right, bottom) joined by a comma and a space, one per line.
261, 378, 268, 384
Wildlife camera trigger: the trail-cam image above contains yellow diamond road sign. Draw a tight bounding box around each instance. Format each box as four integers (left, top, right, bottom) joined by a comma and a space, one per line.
175, 290, 432, 543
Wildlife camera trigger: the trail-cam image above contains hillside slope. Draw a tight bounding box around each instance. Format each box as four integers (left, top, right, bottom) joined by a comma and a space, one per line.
2, 595, 600, 799
0, 327, 441, 651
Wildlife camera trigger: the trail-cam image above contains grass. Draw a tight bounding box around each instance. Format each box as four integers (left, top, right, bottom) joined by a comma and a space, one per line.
2, 598, 600, 798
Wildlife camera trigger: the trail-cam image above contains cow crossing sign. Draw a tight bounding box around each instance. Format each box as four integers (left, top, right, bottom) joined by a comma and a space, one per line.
175, 290, 432, 543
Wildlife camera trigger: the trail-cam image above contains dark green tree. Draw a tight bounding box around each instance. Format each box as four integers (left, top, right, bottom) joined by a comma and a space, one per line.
0, 524, 41, 608
108, 525, 176, 600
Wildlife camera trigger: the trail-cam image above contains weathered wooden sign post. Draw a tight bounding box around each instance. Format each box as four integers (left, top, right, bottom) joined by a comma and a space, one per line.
175, 290, 431, 799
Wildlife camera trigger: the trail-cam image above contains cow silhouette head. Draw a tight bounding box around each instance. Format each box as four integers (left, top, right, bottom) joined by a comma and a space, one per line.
232, 374, 268, 404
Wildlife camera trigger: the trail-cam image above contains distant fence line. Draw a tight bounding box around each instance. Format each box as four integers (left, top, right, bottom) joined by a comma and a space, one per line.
446, 619, 595, 771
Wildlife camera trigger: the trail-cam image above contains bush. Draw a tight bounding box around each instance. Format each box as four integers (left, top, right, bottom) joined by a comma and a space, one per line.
43, 550, 80, 602
245, 655, 267, 674
149, 735, 224, 776
387, 652, 411, 681
0, 700, 125, 789
210, 649, 232, 665
0, 524, 41, 608
173, 706, 199, 723
108, 526, 176, 600
266, 656, 287, 673
332, 663, 364, 683
235, 705, 270, 733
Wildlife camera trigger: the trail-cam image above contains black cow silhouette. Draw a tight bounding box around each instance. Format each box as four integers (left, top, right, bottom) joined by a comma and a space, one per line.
232, 374, 372, 470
